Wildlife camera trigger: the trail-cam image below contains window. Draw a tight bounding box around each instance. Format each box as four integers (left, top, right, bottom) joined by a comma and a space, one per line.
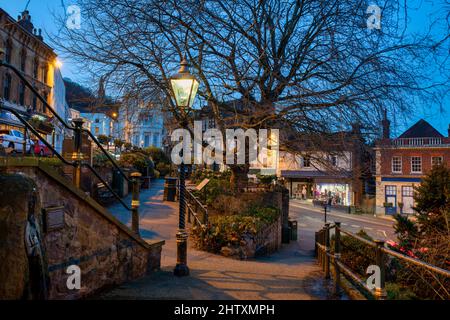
33, 59, 39, 79
402, 186, 414, 197
43, 92, 48, 113
208, 118, 215, 128
331, 156, 338, 167
392, 156, 402, 173
95, 118, 100, 123
385, 185, 396, 195
18, 81, 25, 106
3, 74, 12, 101
20, 50, 27, 72
32, 95, 37, 111
411, 156, 422, 173
42, 66, 48, 84
432, 156, 443, 167
5, 41, 12, 64
153, 134, 158, 146
303, 156, 311, 168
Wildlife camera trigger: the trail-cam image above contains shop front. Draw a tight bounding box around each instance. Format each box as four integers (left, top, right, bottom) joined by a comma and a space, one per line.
281, 170, 353, 206
313, 181, 351, 206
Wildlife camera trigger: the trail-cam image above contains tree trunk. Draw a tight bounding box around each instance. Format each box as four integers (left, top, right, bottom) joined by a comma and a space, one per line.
229, 164, 250, 193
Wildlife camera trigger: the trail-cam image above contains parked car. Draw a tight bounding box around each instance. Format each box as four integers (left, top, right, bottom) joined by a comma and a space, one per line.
0, 129, 34, 153
33, 139, 53, 156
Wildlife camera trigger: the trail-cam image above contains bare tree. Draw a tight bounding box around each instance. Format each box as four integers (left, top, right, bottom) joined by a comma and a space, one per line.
51, 0, 449, 188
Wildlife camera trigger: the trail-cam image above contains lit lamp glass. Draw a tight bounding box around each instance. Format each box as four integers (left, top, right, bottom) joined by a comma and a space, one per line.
170, 58, 199, 109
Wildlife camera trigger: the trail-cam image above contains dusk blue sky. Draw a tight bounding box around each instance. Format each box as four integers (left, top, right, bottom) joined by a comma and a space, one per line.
1, 0, 449, 136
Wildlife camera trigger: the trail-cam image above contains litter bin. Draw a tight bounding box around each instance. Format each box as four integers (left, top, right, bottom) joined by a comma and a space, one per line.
289, 220, 298, 241
164, 177, 177, 201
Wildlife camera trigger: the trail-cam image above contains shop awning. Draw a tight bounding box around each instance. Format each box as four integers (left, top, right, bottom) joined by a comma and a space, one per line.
281, 170, 352, 179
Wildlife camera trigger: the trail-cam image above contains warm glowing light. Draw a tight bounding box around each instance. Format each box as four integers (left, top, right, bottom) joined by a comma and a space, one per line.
54, 59, 63, 68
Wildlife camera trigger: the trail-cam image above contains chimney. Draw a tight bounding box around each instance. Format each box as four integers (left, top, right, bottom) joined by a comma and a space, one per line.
18, 10, 34, 34
37, 29, 43, 41
381, 109, 390, 139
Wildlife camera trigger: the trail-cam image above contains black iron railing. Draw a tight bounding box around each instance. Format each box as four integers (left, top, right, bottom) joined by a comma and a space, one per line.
315, 222, 450, 299
0, 60, 141, 234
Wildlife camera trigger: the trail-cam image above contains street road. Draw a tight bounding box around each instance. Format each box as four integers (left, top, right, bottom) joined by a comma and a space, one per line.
289, 200, 397, 250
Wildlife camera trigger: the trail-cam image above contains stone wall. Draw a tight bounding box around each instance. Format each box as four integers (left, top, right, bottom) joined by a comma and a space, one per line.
0, 160, 163, 300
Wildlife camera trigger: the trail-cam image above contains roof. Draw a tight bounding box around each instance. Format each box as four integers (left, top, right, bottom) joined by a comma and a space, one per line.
399, 119, 444, 138
280, 170, 352, 179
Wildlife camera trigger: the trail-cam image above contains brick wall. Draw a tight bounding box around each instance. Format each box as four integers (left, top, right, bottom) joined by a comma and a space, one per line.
379, 147, 450, 176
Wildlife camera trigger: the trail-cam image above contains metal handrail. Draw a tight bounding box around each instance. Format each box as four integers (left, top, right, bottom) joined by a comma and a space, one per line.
0, 60, 130, 183
82, 128, 130, 183
315, 222, 450, 300
0, 105, 73, 166
0, 104, 132, 213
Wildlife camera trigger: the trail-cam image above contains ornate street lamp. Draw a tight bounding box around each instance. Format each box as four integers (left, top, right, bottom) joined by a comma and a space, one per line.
170, 56, 198, 277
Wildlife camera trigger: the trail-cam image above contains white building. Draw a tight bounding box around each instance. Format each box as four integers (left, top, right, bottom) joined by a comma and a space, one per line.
80, 112, 115, 138
119, 101, 165, 148
52, 68, 70, 153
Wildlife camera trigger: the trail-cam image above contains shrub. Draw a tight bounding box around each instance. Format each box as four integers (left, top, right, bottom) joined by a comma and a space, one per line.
96, 134, 110, 145
143, 146, 170, 164
192, 206, 279, 253
118, 151, 154, 175
256, 173, 277, 185
156, 162, 171, 177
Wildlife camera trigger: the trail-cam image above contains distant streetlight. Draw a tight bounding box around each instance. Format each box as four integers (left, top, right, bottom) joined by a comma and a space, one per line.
169, 56, 199, 277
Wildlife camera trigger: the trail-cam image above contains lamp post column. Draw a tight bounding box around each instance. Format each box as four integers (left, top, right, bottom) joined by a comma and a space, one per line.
174, 148, 189, 276
72, 118, 84, 188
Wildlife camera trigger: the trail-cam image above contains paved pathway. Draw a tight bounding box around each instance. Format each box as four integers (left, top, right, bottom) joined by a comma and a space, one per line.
97, 180, 339, 300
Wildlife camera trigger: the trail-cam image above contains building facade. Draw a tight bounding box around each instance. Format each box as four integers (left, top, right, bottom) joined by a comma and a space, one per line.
374, 116, 450, 215
119, 100, 165, 148
278, 129, 371, 208
0, 9, 58, 131
80, 112, 115, 138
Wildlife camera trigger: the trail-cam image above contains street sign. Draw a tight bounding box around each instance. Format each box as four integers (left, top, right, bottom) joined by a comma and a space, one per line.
195, 178, 210, 191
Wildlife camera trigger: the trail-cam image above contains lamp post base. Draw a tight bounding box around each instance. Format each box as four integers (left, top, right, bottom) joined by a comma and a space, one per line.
174, 230, 189, 277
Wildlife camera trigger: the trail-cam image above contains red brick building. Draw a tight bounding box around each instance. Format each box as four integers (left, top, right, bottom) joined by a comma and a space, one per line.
374, 114, 450, 215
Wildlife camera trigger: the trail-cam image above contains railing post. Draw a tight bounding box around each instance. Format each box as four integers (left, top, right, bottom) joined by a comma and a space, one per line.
72, 118, 84, 188
23, 128, 27, 155
374, 239, 387, 300
324, 223, 331, 279
131, 172, 142, 235
334, 222, 341, 295
314, 231, 318, 258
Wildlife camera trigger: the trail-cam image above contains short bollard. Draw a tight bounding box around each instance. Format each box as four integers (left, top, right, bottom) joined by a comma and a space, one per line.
374, 239, 387, 300
131, 172, 142, 235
